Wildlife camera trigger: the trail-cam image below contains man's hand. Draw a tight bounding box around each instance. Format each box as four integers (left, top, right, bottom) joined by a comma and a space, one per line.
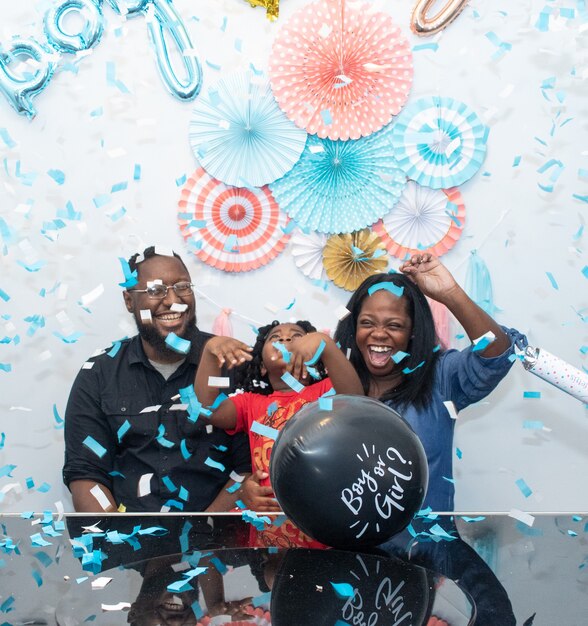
241, 470, 282, 512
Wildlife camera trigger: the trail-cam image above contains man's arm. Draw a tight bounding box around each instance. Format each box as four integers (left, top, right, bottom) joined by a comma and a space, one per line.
204, 475, 251, 512
63, 364, 117, 511
70, 480, 117, 512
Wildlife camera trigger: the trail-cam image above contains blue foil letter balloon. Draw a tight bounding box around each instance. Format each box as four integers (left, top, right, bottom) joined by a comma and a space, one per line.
0, 38, 56, 119
146, 0, 202, 101
108, 0, 202, 101
44, 0, 105, 54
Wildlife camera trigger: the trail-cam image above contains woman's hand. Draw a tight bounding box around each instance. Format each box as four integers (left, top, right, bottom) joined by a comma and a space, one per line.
399, 253, 459, 303
205, 336, 253, 369
241, 470, 282, 512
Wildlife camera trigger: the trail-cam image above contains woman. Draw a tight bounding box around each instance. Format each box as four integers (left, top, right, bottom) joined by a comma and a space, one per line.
334, 253, 525, 511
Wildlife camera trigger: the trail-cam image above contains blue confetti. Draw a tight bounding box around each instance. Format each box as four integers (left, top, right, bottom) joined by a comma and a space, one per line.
321, 109, 333, 125
272, 341, 291, 363
523, 420, 544, 429
83, 436, 107, 458
204, 457, 225, 472
163, 475, 178, 492
156, 424, 175, 448
0, 128, 16, 148
412, 42, 439, 52
118, 257, 138, 288
523, 391, 541, 399
223, 234, 238, 252
280, 371, 304, 392
250, 421, 279, 440
53, 404, 64, 428
117, 420, 130, 443
53, 331, 83, 343
368, 282, 404, 297
305, 339, 326, 366
165, 332, 191, 355
402, 361, 425, 374
175, 174, 187, 186
515, 478, 533, 498
47, 169, 65, 185
546, 272, 559, 289
318, 396, 333, 411
133, 164, 141, 180
226, 481, 241, 493
252, 591, 272, 607
106, 61, 130, 94
111, 181, 128, 193
0, 464, 16, 478
93, 194, 110, 208
391, 350, 409, 364
180, 439, 192, 461
330, 582, 355, 598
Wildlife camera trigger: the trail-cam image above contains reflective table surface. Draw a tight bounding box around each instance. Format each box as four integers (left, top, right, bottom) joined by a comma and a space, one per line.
1, 513, 586, 625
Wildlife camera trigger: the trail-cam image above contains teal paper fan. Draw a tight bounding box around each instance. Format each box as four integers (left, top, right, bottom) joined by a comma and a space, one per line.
269, 124, 406, 234
189, 70, 307, 188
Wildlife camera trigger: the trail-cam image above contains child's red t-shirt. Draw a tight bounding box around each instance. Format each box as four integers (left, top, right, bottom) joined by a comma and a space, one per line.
227, 378, 332, 485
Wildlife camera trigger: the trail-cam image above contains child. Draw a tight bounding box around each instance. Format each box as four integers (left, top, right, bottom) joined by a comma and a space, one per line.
195, 320, 363, 513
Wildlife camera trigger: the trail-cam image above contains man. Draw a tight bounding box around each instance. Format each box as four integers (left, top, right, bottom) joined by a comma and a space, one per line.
63, 246, 251, 512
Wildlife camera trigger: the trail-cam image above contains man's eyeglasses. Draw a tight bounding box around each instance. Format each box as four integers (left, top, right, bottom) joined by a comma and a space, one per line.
127, 281, 195, 300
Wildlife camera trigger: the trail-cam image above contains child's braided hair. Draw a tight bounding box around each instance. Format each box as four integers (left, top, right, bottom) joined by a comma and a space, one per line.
234, 320, 328, 394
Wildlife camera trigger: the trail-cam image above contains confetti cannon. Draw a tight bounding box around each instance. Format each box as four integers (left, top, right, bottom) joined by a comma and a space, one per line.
521, 346, 588, 404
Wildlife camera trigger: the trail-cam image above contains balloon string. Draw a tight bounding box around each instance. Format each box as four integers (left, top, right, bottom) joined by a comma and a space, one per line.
454, 207, 511, 271
194, 287, 263, 328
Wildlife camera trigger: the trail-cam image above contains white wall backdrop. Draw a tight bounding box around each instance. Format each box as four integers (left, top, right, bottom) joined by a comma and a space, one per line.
0, 0, 586, 513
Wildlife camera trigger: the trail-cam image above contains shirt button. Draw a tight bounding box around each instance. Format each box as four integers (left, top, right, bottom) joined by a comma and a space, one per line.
121, 407, 126, 412
163, 455, 168, 460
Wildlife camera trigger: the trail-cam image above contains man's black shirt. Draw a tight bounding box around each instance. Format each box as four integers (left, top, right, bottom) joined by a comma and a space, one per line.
63, 333, 251, 511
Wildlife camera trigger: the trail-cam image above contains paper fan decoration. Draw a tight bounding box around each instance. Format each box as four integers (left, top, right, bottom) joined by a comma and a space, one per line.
290, 231, 328, 280
189, 71, 307, 187
373, 182, 465, 259
269, 0, 413, 140
390, 96, 488, 189
323, 229, 388, 291
178, 168, 290, 272
269, 125, 407, 234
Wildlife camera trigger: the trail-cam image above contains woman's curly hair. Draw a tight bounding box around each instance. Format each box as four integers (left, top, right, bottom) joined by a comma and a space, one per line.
234, 320, 327, 394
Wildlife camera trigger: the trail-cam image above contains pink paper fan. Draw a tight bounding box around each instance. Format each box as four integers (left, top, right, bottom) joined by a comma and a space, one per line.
373, 183, 465, 259
178, 168, 290, 272
269, 0, 413, 140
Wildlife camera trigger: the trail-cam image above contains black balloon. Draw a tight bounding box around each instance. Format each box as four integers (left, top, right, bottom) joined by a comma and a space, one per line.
269, 395, 428, 548
270, 549, 435, 626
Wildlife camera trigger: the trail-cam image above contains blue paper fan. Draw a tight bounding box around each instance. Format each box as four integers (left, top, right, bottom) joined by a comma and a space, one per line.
390, 96, 488, 189
189, 71, 307, 188
269, 124, 406, 234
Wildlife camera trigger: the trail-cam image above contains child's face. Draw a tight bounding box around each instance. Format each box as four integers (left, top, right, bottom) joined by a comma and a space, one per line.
261, 323, 307, 377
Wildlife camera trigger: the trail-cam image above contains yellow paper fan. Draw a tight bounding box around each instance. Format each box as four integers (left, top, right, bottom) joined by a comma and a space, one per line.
323, 230, 388, 291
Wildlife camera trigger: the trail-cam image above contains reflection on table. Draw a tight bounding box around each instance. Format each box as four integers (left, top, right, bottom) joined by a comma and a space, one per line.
1, 513, 586, 625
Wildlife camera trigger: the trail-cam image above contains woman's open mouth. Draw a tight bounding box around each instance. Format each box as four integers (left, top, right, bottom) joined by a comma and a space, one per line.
367, 345, 393, 367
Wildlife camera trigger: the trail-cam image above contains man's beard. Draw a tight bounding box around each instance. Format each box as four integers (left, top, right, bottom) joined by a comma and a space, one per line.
133, 312, 198, 360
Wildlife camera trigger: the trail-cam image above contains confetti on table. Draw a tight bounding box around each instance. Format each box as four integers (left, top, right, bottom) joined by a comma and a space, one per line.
330, 581, 355, 598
